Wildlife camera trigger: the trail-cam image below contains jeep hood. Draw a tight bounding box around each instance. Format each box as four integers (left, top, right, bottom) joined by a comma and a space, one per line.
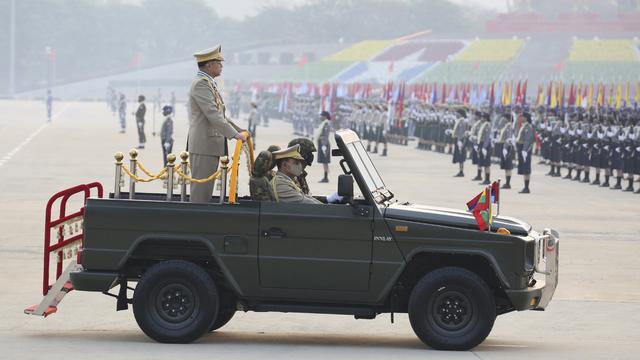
384, 203, 531, 236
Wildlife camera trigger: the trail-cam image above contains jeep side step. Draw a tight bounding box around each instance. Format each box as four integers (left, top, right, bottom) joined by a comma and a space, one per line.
250, 303, 378, 318
25, 260, 81, 317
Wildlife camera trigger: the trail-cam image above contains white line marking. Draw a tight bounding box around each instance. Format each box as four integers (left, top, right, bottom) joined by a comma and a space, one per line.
0, 102, 72, 168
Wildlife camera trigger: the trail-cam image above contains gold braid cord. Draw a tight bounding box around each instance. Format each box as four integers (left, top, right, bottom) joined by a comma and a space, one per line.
137, 161, 165, 178
122, 165, 168, 183
174, 168, 221, 184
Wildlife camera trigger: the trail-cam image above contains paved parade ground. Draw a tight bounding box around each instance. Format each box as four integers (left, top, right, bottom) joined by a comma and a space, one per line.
0, 99, 639, 359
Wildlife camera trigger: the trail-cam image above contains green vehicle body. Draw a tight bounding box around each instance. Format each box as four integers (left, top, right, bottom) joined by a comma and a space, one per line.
70, 129, 558, 340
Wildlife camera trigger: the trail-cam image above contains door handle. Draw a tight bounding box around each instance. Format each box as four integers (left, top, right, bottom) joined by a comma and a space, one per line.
263, 228, 287, 239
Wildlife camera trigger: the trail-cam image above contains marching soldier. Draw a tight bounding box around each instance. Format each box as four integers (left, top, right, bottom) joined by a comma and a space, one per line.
516, 112, 535, 193
317, 111, 332, 183
247, 102, 259, 148
160, 105, 174, 166
477, 113, 492, 185
623, 122, 636, 192
451, 109, 468, 177
118, 93, 127, 134
498, 114, 515, 189
188, 45, 246, 203
134, 95, 147, 149
46, 89, 53, 122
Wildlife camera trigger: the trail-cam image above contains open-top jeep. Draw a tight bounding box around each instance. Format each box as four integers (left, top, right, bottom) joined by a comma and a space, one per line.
25, 129, 558, 351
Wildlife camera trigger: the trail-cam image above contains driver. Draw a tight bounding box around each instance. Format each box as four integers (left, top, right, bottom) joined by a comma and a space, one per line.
271, 145, 342, 204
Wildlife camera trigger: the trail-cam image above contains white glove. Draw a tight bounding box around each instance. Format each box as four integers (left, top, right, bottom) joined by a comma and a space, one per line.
163, 142, 171, 150
502, 148, 508, 157
137, 122, 143, 129
457, 141, 463, 148
326, 191, 344, 204
582, 143, 588, 148
615, 147, 621, 153
481, 148, 487, 156
522, 150, 528, 161
636, 146, 640, 152
473, 145, 479, 152
604, 145, 609, 151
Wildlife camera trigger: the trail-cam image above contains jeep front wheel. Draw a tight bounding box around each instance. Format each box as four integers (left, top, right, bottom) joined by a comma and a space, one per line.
408, 267, 496, 350
133, 260, 219, 343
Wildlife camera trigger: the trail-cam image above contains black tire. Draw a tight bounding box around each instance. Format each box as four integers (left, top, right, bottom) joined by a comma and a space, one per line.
209, 289, 236, 332
133, 260, 219, 343
209, 308, 235, 332
408, 267, 496, 351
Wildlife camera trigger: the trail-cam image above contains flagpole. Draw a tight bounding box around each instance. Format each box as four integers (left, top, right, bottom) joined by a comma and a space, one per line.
497, 178, 501, 217
486, 185, 491, 233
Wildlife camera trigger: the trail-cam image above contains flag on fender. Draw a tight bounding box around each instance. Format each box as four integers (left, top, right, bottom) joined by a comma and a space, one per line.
467, 187, 493, 231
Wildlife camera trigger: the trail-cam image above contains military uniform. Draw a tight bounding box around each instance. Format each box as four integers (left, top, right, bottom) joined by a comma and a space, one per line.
160, 106, 174, 165
135, 96, 147, 149
516, 117, 535, 193
188, 45, 242, 203
271, 145, 322, 204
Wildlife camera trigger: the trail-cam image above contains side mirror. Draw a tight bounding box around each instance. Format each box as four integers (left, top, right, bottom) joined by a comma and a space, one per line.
338, 175, 354, 198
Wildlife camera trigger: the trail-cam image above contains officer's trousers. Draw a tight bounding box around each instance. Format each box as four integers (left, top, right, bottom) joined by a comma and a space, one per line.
189, 153, 219, 203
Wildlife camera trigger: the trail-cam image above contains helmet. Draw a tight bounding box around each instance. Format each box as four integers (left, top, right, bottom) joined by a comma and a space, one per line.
162, 105, 173, 116
288, 138, 316, 166
252, 150, 273, 177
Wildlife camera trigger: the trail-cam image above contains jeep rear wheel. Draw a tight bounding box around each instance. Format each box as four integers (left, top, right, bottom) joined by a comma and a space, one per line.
133, 260, 218, 343
408, 267, 496, 350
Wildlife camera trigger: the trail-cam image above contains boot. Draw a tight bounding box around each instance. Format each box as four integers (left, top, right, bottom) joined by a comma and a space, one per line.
472, 169, 482, 181
381, 148, 387, 157
591, 173, 600, 185
372, 145, 378, 154
366, 143, 371, 152
612, 176, 622, 189
519, 180, 530, 193
623, 178, 634, 192
454, 171, 464, 177
481, 173, 491, 185
546, 165, 555, 176
319, 171, 329, 183
601, 175, 610, 187
563, 168, 573, 179
501, 176, 511, 189
554, 166, 561, 177
573, 170, 582, 181
582, 172, 590, 183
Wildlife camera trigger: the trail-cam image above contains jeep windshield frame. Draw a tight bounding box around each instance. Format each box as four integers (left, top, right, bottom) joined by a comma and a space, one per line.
334, 129, 394, 206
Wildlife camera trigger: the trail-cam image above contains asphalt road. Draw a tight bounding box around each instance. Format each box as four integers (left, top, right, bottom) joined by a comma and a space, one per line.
0, 100, 638, 360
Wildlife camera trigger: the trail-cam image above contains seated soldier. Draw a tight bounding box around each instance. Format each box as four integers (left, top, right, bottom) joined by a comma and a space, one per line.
249, 145, 281, 201
271, 145, 322, 204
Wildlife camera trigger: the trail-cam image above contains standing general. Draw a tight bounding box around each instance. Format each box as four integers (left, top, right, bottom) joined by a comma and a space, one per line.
188, 45, 246, 203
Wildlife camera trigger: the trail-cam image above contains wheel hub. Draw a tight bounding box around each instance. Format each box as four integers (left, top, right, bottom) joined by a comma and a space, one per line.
431, 290, 473, 332
155, 284, 195, 324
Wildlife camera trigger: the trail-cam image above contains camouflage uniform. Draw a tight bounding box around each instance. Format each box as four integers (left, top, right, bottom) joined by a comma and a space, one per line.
249, 145, 281, 201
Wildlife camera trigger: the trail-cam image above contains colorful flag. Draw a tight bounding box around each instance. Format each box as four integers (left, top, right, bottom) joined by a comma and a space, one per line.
466, 187, 493, 231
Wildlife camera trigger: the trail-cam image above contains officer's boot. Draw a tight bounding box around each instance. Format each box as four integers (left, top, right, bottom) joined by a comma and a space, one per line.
563, 168, 573, 179
319, 171, 329, 183
612, 176, 622, 190
573, 169, 582, 181
481, 172, 491, 185
623, 178, 634, 192
601, 175, 610, 187
472, 169, 482, 181
546, 165, 555, 176
366, 143, 371, 152
592, 173, 600, 185
582, 171, 590, 183
501, 176, 511, 189
554, 166, 561, 177
381, 148, 387, 157
519, 180, 530, 194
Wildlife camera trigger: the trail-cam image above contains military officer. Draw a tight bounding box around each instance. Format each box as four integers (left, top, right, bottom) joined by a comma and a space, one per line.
516, 112, 535, 193
498, 114, 515, 189
188, 45, 246, 203
271, 145, 323, 204
247, 102, 259, 148
288, 138, 317, 195
477, 113, 492, 185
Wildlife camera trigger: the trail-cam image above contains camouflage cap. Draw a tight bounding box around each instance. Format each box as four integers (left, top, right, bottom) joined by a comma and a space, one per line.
287, 138, 316, 166
252, 150, 273, 177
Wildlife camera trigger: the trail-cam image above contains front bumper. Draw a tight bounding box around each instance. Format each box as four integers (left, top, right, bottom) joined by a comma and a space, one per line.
505, 228, 559, 311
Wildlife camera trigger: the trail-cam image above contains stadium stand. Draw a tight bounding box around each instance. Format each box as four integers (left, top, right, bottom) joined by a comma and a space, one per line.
563, 39, 640, 81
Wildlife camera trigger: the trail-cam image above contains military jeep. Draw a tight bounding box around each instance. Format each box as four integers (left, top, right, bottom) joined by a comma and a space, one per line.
25, 129, 558, 351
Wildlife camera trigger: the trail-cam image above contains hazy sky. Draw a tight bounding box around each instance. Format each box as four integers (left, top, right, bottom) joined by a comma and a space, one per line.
204, 0, 508, 19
